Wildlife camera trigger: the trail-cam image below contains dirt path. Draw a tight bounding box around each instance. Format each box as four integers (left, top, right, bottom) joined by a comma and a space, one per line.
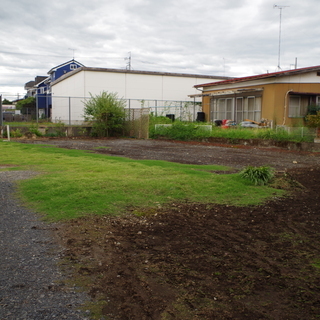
20, 137, 320, 170
0, 170, 89, 320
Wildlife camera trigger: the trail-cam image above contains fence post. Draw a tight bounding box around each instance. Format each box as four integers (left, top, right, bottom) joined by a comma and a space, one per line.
7, 125, 10, 141
36, 93, 39, 123
0, 94, 3, 127
128, 99, 131, 121
69, 97, 71, 125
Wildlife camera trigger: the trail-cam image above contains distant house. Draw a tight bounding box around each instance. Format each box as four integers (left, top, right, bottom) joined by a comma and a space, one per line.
51, 67, 228, 124
24, 60, 85, 118
25, 76, 47, 97
193, 66, 320, 127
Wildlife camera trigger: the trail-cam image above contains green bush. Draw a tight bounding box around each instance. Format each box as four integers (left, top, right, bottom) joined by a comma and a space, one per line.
239, 166, 275, 186
152, 121, 212, 140
83, 91, 126, 137
306, 104, 320, 116
28, 124, 43, 137
150, 118, 314, 143
11, 129, 23, 138
305, 111, 320, 128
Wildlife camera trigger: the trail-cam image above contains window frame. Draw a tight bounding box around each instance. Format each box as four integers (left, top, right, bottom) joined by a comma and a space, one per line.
210, 93, 262, 123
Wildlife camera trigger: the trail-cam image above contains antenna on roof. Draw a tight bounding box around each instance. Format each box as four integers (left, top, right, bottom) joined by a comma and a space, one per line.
274, 4, 289, 71
68, 48, 76, 60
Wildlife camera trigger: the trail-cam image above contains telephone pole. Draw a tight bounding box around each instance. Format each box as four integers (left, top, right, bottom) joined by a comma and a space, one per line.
0, 94, 3, 127
125, 52, 132, 70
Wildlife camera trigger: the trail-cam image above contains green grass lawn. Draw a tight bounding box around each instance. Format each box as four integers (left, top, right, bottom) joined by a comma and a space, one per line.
0, 141, 283, 221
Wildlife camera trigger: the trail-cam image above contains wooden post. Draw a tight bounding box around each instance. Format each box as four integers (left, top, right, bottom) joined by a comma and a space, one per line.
7, 125, 10, 141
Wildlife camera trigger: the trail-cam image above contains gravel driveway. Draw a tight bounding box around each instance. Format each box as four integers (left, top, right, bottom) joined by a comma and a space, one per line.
0, 170, 89, 320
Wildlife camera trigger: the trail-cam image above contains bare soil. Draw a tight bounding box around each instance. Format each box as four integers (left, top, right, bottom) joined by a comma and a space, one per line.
20, 138, 320, 319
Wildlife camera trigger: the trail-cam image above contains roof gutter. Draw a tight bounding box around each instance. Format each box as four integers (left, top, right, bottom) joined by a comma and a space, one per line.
282, 89, 293, 126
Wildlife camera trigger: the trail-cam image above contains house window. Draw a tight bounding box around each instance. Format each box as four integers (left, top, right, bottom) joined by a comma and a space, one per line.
70, 64, 77, 70
289, 96, 300, 117
288, 95, 309, 117
210, 94, 262, 122
216, 98, 233, 119
235, 97, 243, 123
244, 96, 261, 121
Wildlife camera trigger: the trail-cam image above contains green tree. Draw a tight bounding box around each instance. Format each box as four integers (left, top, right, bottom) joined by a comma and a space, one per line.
83, 91, 126, 137
16, 97, 36, 116
2, 98, 12, 105
305, 111, 320, 128
306, 104, 320, 116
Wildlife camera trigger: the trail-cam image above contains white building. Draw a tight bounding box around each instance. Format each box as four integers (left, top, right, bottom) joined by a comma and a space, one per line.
51, 67, 228, 124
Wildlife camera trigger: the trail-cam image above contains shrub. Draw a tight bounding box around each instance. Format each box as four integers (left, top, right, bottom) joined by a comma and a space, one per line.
152, 121, 212, 140
83, 91, 126, 137
239, 166, 275, 186
28, 124, 43, 137
305, 111, 320, 128
306, 104, 320, 116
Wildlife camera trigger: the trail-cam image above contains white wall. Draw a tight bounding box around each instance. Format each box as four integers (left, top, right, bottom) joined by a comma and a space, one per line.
51, 69, 222, 123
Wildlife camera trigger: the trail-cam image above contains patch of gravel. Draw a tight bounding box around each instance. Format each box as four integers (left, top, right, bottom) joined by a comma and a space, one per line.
0, 170, 90, 320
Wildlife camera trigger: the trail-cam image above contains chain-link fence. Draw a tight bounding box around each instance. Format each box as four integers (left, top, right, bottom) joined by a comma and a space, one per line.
51, 96, 202, 125
125, 108, 150, 139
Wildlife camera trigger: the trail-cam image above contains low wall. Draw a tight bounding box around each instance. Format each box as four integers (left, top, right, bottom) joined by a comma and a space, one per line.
0, 125, 92, 138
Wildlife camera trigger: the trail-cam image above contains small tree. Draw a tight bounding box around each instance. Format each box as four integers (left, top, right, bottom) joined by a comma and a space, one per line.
305, 111, 320, 137
305, 111, 320, 128
306, 104, 320, 116
16, 97, 36, 116
2, 98, 12, 105
83, 91, 126, 137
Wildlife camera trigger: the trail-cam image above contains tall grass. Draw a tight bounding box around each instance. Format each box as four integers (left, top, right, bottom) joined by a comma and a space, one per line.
150, 119, 315, 143
0, 141, 283, 221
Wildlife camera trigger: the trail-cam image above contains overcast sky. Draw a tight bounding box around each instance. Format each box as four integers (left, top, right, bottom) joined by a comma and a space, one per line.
1, 0, 319, 101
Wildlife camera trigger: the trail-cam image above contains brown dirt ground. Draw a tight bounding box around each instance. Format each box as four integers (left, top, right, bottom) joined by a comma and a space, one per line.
21, 138, 320, 319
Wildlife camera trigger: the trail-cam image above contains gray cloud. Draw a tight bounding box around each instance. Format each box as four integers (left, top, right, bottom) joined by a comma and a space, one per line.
1, 0, 320, 100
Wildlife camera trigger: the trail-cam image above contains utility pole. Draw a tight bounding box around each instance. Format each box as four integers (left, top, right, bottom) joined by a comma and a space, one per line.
274, 4, 289, 71
0, 94, 3, 127
125, 52, 132, 70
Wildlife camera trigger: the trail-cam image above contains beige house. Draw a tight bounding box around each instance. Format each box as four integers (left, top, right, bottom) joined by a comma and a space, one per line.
193, 66, 320, 127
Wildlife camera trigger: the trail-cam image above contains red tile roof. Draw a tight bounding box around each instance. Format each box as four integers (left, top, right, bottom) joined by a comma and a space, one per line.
194, 65, 320, 88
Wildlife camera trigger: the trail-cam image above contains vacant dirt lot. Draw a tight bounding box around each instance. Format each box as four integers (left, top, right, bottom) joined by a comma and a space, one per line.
22, 137, 320, 170
20, 138, 320, 319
